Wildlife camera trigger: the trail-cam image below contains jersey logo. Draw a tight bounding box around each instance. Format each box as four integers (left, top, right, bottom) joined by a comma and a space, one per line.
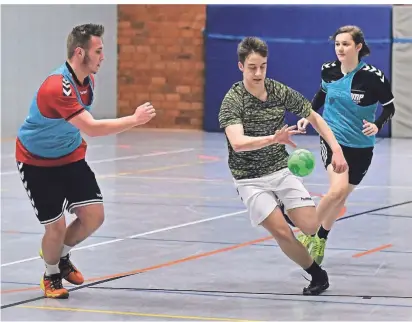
322, 62, 336, 70
362, 65, 385, 83
351, 93, 364, 104
62, 78, 72, 96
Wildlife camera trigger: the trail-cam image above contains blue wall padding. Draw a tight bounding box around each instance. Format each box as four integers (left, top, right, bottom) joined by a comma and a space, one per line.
204, 5, 392, 137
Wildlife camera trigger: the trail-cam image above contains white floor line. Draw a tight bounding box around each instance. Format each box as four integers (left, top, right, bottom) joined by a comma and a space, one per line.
1, 209, 247, 267
98, 175, 412, 190
0, 148, 194, 176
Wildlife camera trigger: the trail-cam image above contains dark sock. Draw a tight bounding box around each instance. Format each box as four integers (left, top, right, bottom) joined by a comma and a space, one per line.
304, 261, 324, 280
317, 226, 330, 239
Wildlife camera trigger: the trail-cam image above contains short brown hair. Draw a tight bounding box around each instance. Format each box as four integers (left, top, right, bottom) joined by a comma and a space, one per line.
67, 23, 105, 59
237, 37, 268, 64
331, 25, 370, 58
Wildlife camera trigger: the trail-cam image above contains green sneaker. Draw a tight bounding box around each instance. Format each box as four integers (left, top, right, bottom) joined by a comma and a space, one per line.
297, 233, 314, 249
310, 236, 327, 265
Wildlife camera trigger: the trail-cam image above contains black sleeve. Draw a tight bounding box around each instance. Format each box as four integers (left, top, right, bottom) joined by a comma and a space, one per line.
311, 88, 326, 112
374, 102, 395, 130
373, 72, 395, 130
375, 73, 394, 106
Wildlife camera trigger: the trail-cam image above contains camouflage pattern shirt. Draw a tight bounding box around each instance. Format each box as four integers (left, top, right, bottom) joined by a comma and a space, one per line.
218, 78, 312, 180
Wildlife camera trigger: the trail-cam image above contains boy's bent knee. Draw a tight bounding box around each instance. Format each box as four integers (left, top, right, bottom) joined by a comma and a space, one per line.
287, 206, 318, 235
74, 203, 105, 228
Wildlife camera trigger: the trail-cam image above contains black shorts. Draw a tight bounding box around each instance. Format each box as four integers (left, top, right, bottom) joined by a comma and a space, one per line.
320, 137, 373, 185
16, 159, 103, 225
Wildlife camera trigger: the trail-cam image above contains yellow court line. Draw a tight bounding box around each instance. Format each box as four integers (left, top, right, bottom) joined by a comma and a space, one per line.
97, 160, 217, 179
19, 305, 262, 322
115, 191, 238, 201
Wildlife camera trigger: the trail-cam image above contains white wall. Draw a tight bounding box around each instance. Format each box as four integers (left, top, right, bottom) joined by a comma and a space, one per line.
1, 4, 117, 138
391, 5, 412, 138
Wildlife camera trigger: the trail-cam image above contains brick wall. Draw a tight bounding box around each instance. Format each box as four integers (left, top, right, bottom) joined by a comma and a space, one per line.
117, 5, 206, 129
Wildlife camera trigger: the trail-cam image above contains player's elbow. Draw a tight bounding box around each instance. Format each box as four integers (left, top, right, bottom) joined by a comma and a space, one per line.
72, 122, 99, 137
225, 125, 245, 152
231, 142, 244, 152
68, 111, 101, 137
84, 128, 99, 137
229, 137, 246, 152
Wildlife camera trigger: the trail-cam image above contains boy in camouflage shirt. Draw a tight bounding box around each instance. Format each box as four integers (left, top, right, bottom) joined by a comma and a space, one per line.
219, 37, 347, 295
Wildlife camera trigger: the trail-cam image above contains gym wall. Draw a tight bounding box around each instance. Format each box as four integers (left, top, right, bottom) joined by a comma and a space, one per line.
1, 4, 118, 138
203, 5, 393, 137
2, 5, 410, 138
116, 5, 206, 130
391, 5, 412, 138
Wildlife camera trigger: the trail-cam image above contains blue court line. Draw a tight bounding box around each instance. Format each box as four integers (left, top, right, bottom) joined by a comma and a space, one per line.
1, 281, 40, 286
86, 287, 412, 308
2, 280, 411, 308
205, 32, 412, 44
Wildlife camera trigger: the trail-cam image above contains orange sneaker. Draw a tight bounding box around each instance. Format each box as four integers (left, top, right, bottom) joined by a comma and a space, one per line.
40, 273, 69, 299
59, 253, 84, 285
39, 250, 84, 285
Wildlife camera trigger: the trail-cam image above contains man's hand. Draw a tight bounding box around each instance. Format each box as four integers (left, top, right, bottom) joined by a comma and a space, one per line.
272, 125, 303, 148
133, 102, 156, 125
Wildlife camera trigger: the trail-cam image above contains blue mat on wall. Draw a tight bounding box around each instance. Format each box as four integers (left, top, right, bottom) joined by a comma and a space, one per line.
203, 5, 393, 137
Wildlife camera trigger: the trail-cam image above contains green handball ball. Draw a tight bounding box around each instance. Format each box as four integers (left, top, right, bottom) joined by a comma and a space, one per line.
287, 149, 315, 177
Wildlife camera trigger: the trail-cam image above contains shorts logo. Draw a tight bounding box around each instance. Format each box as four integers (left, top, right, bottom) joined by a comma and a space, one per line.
301, 197, 312, 201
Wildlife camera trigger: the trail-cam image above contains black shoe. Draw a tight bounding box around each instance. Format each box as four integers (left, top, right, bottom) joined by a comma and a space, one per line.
303, 269, 329, 295
59, 253, 84, 285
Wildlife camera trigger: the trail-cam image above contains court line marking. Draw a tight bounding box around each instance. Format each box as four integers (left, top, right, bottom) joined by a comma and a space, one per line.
0, 210, 247, 268
113, 191, 239, 201
0, 193, 326, 268
100, 175, 412, 190
2, 200, 409, 296
0, 148, 195, 176
97, 160, 216, 179
0, 234, 273, 296
18, 306, 261, 322
352, 244, 393, 258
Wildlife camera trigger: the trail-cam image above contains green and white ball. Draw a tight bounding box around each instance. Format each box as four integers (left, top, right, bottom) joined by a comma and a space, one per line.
287, 149, 315, 177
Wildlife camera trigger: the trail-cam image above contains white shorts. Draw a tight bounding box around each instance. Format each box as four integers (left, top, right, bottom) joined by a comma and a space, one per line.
234, 168, 315, 227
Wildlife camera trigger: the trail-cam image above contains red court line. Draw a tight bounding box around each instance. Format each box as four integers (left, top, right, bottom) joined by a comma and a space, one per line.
352, 244, 393, 258
1, 192, 348, 295
197, 155, 220, 161
1, 236, 274, 294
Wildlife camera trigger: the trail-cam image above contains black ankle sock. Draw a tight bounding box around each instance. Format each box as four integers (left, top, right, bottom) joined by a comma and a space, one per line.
304, 261, 323, 279
317, 226, 330, 239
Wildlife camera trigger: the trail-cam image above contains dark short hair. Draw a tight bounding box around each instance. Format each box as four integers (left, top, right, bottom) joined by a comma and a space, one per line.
331, 25, 370, 58
67, 23, 105, 59
237, 37, 268, 64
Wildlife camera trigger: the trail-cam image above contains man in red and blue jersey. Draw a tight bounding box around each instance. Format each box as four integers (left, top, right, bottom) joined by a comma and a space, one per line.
16, 23, 156, 299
